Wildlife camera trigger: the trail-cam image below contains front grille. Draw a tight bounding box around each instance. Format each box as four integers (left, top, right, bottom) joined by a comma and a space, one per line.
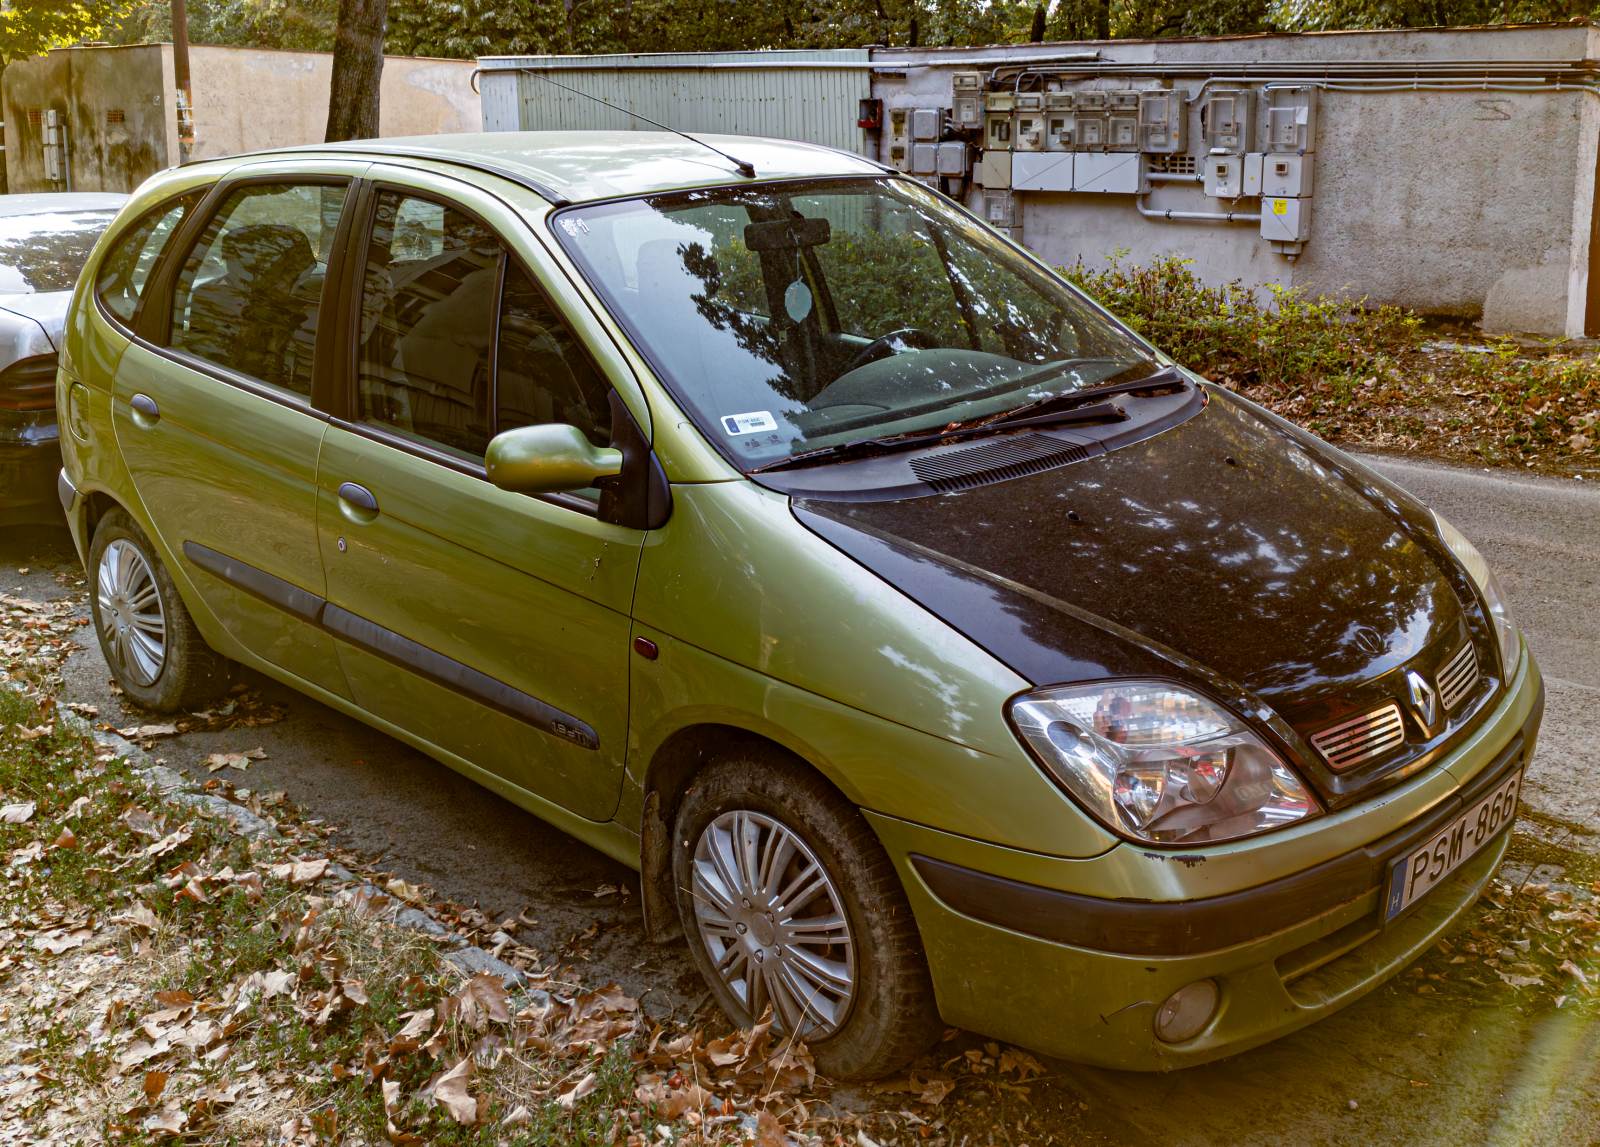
1437, 641, 1479, 711
909, 433, 1088, 493
1310, 702, 1406, 771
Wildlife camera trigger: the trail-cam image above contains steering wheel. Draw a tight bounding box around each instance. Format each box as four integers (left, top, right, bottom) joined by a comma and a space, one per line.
841, 327, 939, 375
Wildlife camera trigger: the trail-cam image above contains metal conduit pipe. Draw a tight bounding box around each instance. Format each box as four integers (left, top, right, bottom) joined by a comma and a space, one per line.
990, 57, 1600, 78
1135, 194, 1260, 224
1146, 171, 1203, 183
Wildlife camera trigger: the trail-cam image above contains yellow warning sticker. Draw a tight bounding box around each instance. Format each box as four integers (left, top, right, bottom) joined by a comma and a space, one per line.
1272, 199, 1289, 216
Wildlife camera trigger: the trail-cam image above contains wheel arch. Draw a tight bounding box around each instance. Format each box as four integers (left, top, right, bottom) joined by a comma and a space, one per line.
637, 722, 850, 943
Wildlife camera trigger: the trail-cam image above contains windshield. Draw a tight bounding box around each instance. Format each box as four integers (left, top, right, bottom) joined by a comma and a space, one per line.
551, 177, 1163, 469
0, 209, 119, 294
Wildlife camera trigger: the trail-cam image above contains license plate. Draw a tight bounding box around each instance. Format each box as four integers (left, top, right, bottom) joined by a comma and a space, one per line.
1385, 769, 1522, 921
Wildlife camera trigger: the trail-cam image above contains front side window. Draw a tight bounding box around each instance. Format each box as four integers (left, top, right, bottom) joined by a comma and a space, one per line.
552, 177, 1163, 470
170, 181, 348, 397
97, 192, 204, 324
356, 189, 611, 461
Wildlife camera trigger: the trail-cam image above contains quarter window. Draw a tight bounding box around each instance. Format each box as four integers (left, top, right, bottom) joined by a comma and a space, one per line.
169, 182, 348, 397
355, 189, 610, 461
96, 191, 203, 324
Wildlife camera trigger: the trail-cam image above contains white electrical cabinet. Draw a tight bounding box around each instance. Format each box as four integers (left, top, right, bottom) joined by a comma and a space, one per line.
1074, 152, 1144, 194
1012, 151, 1074, 192
1260, 196, 1312, 243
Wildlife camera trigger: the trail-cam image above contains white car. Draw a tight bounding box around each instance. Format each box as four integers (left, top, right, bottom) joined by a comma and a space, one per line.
1, 192, 128, 524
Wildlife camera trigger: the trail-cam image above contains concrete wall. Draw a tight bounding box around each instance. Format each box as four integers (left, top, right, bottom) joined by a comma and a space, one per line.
873, 25, 1600, 336
186, 46, 478, 162
2, 44, 477, 194
1, 46, 170, 194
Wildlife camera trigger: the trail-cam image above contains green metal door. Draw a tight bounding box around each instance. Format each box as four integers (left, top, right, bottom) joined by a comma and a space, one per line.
111, 171, 359, 697
313, 169, 645, 821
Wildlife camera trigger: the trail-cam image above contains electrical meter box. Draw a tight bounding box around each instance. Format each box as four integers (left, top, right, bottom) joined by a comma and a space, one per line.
1014, 93, 1043, 112
986, 113, 1013, 151
1261, 196, 1311, 243
911, 108, 942, 142
1260, 152, 1314, 197
936, 141, 969, 177
1073, 91, 1107, 150
1258, 86, 1317, 153
1108, 115, 1139, 151
953, 93, 983, 129
952, 71, 983, 93
978, 149, 1012, 189
1202, 89, 1253, 154
1204, 154, 1243, 199
1137, 90, 1185, 154
1012, 151, 1074, 192
887, 108, 911, 171
984, 189, 1017, 230
911, 142, 939, 175
1046, 114, 1074, 150
1014, 113, 1046, 151
1074, 152, 1143, 194
1046, 91, 1074, 112
986, 92, 1016, 113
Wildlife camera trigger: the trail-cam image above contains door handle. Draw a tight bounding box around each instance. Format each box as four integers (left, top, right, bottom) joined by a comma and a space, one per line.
337, 482, 379, 519
129, 393, 160, 427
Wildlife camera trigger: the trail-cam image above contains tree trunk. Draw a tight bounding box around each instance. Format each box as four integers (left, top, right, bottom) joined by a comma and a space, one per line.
325, 0, 387, 143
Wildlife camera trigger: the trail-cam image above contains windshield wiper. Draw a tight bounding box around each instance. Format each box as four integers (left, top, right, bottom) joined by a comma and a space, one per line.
753, 398, 1127, 474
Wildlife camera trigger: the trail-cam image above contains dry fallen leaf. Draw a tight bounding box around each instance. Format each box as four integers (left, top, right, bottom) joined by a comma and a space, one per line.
557, 1071, 598, 1110
432, 1056, 477, 1125
0, 801, 36, 823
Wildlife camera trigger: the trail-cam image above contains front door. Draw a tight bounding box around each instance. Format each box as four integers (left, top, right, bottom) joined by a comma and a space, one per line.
315, 174, 643, 821
113, 168, 361, 697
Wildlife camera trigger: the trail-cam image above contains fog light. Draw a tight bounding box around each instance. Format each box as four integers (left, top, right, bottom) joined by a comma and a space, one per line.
1154, 979, 1218, 1043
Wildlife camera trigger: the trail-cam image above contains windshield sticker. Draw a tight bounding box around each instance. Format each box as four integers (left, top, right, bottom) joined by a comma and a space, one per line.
721, 411, 779, 436
784, 279, 814, 323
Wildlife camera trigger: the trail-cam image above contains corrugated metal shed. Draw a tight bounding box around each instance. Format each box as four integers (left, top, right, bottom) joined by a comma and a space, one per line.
476, 50, 870, 155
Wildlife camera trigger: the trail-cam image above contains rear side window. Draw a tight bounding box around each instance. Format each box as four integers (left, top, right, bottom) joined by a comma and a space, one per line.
169, 182, 348, 397
95, 192, 203, 324
354, 189, 612, 462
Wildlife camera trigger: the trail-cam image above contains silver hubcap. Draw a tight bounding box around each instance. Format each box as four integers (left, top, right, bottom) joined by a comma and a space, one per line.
690, 810, 855, 1039
97, 539, 166, 687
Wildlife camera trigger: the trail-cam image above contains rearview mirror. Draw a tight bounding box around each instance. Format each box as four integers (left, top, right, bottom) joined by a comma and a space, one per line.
484, 424, 623, 495
744, 216, 831, 252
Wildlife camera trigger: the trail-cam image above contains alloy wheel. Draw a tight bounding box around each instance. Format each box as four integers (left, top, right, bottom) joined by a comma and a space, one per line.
97, 538, 167, 687
689, 809, 856, 1038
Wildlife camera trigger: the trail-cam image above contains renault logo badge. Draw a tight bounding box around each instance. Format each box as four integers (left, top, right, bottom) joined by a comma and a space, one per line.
1405, 669, 1439, 732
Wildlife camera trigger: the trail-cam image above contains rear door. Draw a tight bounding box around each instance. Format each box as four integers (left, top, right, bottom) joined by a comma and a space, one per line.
113, 163, 363, 697
314, 168, 647, 821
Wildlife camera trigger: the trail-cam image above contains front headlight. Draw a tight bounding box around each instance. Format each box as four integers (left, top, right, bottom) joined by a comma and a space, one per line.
1432, 511, 1520, 681
1008, 682, 1320, 845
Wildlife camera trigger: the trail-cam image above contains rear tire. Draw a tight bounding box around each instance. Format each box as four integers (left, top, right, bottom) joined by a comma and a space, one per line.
88, 508, 231, 713
672, 751, 943, 1080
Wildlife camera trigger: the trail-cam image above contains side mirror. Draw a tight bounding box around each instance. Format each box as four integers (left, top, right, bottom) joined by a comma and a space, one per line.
484, 423, 623, 495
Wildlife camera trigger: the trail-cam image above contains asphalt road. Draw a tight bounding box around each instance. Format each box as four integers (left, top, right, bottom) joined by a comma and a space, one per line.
3, 452, 1596, 1145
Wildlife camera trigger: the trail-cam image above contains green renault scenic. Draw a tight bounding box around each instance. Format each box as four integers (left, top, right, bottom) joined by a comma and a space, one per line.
57, 132, 1542, 1079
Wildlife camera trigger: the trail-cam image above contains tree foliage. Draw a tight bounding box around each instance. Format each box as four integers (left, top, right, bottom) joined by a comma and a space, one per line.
80, 0, 1600, 60
0, 1, 134, 63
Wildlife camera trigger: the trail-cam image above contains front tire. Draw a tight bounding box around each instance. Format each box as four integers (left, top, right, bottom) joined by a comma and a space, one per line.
88, 508, 231, 712
672, 751, 943, 1080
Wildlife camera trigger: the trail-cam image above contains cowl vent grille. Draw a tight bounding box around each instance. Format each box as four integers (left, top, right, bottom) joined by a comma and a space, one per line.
910, 434, 1089, 493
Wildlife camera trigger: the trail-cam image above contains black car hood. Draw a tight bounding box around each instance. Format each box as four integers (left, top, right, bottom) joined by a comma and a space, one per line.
794, 388, 1483, 745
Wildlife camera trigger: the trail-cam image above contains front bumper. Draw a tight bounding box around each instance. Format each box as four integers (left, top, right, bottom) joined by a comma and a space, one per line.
872, 645, 1543, 1070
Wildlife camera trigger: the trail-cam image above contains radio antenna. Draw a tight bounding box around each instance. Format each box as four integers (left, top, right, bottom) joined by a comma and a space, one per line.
517, 68, 757, 179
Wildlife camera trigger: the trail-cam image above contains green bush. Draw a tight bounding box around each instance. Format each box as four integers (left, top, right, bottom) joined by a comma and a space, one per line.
1063, 251, 1421, 393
